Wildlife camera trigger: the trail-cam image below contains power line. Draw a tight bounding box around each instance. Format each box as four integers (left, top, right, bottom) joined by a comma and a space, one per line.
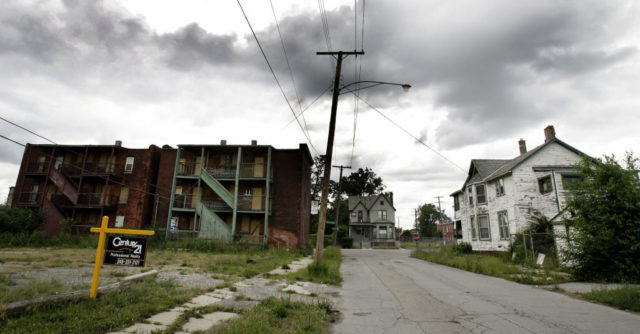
0, 116, 175, 194
354, 95, 467, 173
236, 0, 319, 155
0, 134, 172, 201
268, 0, 311, 138
282, 84, 332, 129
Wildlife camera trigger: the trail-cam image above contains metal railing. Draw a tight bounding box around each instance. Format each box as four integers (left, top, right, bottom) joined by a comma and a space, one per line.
205, 166, 235, 178
239, 163, 266, 178
237, 195, 269, 211
177, 162, 200, 176
173, 194, 196, 209
200, 199, 232, 211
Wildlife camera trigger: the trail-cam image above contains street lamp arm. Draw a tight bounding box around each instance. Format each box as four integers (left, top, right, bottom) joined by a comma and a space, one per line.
339, 81, 411, 95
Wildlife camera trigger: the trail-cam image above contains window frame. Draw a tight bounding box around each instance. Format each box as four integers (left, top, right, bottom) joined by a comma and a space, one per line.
357, 210, 363, 222
470, 216, 477, 241
124, 156, 135, 174
477, 214, 491, 241
467, 186, 474, 207
377, 210, 387, 221
475, 184, 487, 205
538, 176, 553, 194
498, 211, 509, 240
454, 195, 460, 211
496, 178, 505, 197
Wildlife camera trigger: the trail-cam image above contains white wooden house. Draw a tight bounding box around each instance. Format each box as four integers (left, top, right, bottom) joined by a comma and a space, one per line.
450, 126, 588, 252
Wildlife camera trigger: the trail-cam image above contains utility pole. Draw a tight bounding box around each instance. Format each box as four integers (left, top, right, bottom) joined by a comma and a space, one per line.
314, 50, 364, 265
434, 196, 443, 214
414, 208, 419, 232
332, 164, 351, 245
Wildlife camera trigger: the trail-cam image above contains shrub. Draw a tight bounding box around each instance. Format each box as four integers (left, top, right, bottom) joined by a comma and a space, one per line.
452, 242, 472, 254
0, 207, 44, 233
564, 154, 640, 282
339, 236, 353, 249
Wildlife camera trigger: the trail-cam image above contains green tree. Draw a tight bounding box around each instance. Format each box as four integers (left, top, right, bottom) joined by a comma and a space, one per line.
0, 206, 44, 233
564, 153, 640, 282
340, 168, 385, 197
417, 203, 448, 237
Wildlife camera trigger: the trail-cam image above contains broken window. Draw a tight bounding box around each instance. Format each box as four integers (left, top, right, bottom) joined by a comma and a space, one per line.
475, 184, 487, 204
124, 156, 134, 174
496, 178, 505, 197
538, 176, 553, 194
454, 195, 460, 211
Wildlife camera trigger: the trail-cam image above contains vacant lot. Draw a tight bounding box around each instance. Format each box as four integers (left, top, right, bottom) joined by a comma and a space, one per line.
0, 243, 303, 305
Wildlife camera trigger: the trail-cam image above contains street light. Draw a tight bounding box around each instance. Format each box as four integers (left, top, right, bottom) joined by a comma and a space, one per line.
314, 50, 411, 264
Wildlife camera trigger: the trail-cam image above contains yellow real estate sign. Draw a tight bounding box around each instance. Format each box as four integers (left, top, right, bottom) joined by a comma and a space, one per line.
89, 216, 155, 298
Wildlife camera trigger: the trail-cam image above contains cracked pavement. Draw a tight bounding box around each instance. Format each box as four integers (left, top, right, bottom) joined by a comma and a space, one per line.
330, 249, 640, 333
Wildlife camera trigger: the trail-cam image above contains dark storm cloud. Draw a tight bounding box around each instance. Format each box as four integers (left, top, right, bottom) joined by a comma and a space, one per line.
1, 0, 637, 151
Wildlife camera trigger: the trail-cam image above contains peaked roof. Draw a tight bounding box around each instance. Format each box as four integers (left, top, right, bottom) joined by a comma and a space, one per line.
348, 193, 396, 211
452, 137, 590, 195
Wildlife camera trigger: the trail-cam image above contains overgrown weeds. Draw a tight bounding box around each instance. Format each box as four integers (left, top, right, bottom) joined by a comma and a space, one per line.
0, 277, 204, 333
582, 286, 640, 312
411, 246, 570, 285
208, 296, 329, 334
285, 246, 341, 285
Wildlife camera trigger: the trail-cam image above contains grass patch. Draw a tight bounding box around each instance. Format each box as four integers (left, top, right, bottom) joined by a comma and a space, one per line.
286, 246, 341, 285
0, 277, 204, 333
0, 280, 65, 304
411, 246, 570, 285
207, 297, 330, 334
582, 286, 640, 312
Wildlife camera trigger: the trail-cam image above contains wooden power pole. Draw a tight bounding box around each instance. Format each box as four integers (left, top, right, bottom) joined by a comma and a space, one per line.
314, 50, 364, 265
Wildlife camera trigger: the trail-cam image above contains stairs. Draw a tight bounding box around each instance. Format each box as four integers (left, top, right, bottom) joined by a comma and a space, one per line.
48, 167, 79, 205
200, 168, 234, 207
197, 201, 232, 241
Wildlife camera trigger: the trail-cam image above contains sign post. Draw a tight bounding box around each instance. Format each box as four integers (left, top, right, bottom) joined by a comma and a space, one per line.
89, 216, 154, 298
413, 233, 420, 250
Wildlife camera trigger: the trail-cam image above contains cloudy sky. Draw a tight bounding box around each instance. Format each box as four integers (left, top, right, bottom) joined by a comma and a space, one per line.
1, 0, 639, 229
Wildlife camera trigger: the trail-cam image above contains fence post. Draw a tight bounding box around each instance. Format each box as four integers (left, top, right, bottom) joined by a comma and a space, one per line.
522, 233, 528, 263
529, 232, 535, 263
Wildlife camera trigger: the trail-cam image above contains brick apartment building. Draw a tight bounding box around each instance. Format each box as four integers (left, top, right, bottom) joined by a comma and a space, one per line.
156, 141, 312, 248
11, 140, 312, 247
11, 142, 161, 234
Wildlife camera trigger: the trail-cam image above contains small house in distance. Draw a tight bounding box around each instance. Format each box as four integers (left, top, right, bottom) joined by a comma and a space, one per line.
348, 193, 396, 248
450, 126, 589, 252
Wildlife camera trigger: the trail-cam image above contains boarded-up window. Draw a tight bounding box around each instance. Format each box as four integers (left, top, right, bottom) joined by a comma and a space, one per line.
119, 186, 129, 204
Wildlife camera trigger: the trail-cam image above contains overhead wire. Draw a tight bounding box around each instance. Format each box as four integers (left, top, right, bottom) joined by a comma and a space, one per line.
282, 84, 332, 129
268, 0, 313, 144
0, 116, 175, 195
350, 0, 365, 166
0, 134, 173, 201
353, 95, 467, 173
236, 0, 319, 155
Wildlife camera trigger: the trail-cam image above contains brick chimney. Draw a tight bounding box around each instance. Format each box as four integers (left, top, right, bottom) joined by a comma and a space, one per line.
220, 139, 227, 145
518, 138, 527, 155
251, 140, 257, 146
388, 192, 394, 206
115, 140, 122, 147
544, 125, 556, 142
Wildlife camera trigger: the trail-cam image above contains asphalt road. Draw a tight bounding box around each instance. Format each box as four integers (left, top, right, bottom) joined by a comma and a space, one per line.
330, 249, 640, 334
